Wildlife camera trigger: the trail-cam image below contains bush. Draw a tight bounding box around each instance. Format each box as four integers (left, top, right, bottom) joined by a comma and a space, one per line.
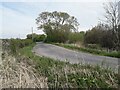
8, 39, 33, 55
27, 33, 46, 42
84, 24, 116, 50
68, 31, 85, 43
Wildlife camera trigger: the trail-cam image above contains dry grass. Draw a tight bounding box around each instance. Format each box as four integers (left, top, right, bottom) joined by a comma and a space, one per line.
0, 39, 118, 88
0, 53, 48, 89
49, 62, 118, 88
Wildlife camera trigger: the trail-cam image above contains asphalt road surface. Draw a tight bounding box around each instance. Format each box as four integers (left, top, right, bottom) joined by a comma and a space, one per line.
33, 42, 119, 71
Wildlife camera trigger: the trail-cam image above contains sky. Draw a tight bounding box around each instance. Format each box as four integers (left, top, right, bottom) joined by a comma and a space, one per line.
0, 0, 118, 39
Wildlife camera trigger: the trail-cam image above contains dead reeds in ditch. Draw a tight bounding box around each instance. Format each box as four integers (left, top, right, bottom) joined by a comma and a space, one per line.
0, 53, 48, 88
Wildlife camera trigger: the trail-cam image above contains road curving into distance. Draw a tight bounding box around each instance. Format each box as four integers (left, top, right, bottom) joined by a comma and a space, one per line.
33, 42, 119, 72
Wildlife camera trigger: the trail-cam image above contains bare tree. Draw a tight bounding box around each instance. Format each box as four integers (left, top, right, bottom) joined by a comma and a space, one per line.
103, 1, 120, 50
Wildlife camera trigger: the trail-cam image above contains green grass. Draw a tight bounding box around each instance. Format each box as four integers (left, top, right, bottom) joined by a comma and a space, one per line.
18, 43, 119, 88
53, 43, 120, 58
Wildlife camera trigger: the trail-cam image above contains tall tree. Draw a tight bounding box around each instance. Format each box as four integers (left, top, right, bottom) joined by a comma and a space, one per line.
36, 11, 79, 42
103, 1, 120, 50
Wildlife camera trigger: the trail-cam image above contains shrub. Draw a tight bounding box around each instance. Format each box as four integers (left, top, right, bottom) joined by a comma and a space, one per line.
68, 31, 85, 43
27, 33, 46, 42
6, 39, 33, 55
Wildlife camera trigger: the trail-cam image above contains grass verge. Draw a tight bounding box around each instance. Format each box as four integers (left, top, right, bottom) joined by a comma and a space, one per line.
53, 43, 120, 58
19, 43, 119, 88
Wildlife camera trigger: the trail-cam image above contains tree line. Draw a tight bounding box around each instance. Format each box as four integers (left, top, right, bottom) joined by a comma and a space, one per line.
84, 23, 120, 50
84, 1, 120, 51
35, 1, 120, 51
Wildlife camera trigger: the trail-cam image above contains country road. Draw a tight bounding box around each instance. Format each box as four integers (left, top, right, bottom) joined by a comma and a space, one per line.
33, 42, 119, 71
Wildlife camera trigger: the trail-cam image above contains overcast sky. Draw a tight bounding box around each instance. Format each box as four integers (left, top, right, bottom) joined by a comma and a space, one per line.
0, 0, 118, 39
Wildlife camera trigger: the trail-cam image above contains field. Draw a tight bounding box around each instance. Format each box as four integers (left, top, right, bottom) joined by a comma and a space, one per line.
0, 39, 119, 88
